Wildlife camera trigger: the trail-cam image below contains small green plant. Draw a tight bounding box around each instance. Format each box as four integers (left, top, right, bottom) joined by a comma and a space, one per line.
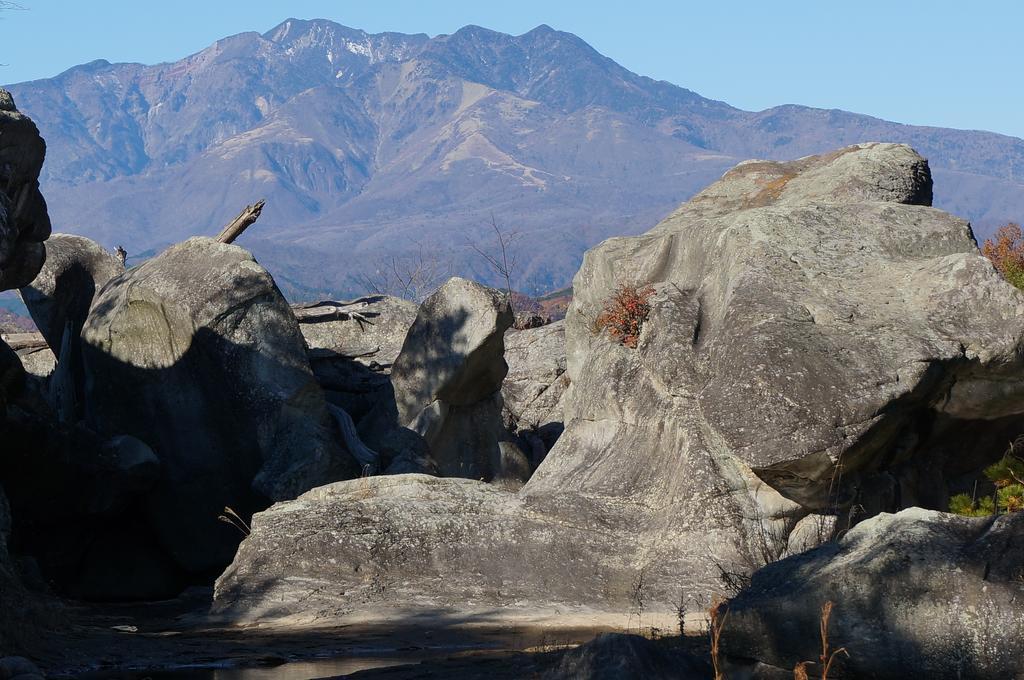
948, 493, 996, 517
949, 440, 1024, 516
594, 283, 655, 348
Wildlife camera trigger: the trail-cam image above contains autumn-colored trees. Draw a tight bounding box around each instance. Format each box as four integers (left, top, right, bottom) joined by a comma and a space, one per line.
595, 283, 655, 349
981, 223, 1024, 290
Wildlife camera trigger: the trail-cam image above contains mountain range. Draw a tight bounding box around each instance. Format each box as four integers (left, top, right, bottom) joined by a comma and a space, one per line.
7, 19, 1024, 298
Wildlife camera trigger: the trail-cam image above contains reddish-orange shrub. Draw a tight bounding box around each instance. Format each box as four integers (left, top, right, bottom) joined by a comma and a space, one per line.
981, 223, 1024, 289
595, 283, 655, 348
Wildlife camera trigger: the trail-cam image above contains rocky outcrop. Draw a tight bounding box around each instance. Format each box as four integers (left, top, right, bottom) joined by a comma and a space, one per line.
391, 278, 512, 422
215, 144, 1024, 621
375, 277, 515, 480
502, 320, 569, 465
722, 508, 1024, 679
20, 234, 124, 421
297, 294, 417, 424
533, 142, 1024, 596
0, 340, 24, 417
298, 294, 418, 370
0, 90, 50, 292
0, 91, 55, 654
215, 474, 642, 619
20, 234, 124, 354
80, 237, 356, 575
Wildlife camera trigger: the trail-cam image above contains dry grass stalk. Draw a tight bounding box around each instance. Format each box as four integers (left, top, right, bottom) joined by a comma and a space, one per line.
795, 600, 848, 679
709, 597, 729, 680
818, 601, 848, 679
217, 506, 251, 536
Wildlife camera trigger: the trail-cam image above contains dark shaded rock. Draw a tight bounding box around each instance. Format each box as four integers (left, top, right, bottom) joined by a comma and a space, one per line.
20, 233, 124, 354
0, 339, 25, 415
80, 237, 355, 575
0, 656, 44, 680
0, 90, 50, 292
722, 508, 1024, 679
378, 427, 438, 475
1, 412, 158, 522
0, 91, 60, 655
19, 234, 124, 420
543, 633, 709, 679
494, 440, 532, 489
0, 409, 174, 601
69, 523, 186, 602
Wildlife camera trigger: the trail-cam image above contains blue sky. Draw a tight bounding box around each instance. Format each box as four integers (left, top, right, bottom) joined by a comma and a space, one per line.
1, 0, 1021, 138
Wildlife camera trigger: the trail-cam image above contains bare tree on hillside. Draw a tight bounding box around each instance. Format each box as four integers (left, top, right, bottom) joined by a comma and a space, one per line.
356, 241, 452, 303
467, 213, 519, 315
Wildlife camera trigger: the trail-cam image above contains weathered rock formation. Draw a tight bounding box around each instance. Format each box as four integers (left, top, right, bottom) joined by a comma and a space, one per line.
365, 277, 517, 481
723, 508, 1024, 679
502, 320, 569, 466
0, 90, 50, 292
19, 234, 124, 421
80, 237, 357, 575
296, 294, 417, 424
20, 234, 124, 353
297, 294, 418, 369
0, 90, 56, 654
215, 144, 1024, 621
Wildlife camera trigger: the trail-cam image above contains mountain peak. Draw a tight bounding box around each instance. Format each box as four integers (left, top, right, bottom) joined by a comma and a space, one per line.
5, 17, 1023, 301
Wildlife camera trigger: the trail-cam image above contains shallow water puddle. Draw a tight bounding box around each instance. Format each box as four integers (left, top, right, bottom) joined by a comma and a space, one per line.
73, 655, 418, 679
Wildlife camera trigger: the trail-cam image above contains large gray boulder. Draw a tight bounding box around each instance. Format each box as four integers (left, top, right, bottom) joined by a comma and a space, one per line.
0, 90, 50, 292
20, 234, 124, 420
543, 633, 709, 680
214, 144, 1024, 622
722, 508, 1024, 679
391, 277, 512, 423
531, 142, 1024, 597
80, 237, 355, 574
381, 277, 515, 480
20, 234, 124, 353
215, 474, 645, 619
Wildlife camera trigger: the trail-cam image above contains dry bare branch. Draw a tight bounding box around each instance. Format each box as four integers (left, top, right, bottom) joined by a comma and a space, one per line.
216, 199, 265, 244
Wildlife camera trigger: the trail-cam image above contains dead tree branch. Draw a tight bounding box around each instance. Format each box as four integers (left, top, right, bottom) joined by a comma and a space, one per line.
467, 213, 518, 315
216, 199, 265, 244
328, 403, 379, 475
291, 300, 376, 326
